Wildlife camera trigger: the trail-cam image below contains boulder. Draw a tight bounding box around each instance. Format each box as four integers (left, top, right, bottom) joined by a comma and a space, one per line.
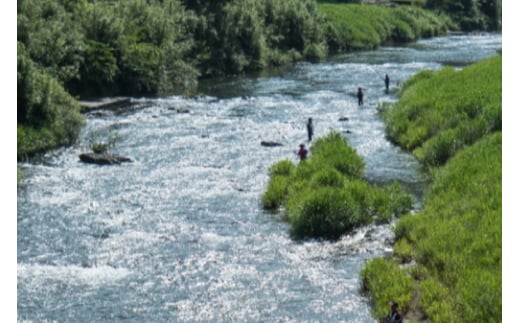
168, 107, 190, 113
79, 153, 132, 165
261, 141, 283, 147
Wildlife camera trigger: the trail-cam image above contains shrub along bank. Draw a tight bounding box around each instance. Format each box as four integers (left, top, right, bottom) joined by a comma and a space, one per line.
17, 42, 84, 159
361, 56, 501, 322
262, 132, 412, 240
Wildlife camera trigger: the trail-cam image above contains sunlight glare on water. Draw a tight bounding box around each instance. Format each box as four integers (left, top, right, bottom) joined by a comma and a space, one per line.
18, 34, 501, 322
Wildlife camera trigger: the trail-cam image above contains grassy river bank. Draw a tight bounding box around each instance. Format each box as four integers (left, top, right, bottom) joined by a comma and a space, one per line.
362, 55, 501, 322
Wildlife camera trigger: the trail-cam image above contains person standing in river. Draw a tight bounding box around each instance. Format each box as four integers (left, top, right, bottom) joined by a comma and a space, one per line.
385, 74, 390, 93
297, 144, 308, 162
306, 117, 314, 142
357, 87, 364, 107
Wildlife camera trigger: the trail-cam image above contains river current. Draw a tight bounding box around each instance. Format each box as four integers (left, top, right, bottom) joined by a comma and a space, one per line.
18, 34, 501, 322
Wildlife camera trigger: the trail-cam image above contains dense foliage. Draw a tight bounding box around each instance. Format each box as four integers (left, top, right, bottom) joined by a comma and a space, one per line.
382, 55, 501, 167
17, 41, 83, 159
186, 0, 328, 76
424, 0, 501, 31
317, 0, 501, 31
17, 0, 329, 158
362, 57, 501, 322
262, 132, 412, 239
18, 0, 198, 98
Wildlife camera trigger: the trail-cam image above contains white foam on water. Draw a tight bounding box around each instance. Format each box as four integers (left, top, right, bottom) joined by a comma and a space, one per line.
17, 263, 131, 286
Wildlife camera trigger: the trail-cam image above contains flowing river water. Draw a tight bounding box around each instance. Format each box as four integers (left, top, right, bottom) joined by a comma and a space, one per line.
18, 34, 501, 322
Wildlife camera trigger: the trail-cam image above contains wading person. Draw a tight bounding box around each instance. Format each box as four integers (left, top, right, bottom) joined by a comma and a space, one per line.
306, 117, 314, 142
386, 301, 403, 323
297, 144, 308, 162
357, 87, 364, 107
385, 74, 390, 93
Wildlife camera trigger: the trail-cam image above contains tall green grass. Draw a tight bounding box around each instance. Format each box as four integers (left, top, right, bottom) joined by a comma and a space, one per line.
364, 56, 501, 322
262, 132, 412, 239
318, 4, 452, 52
364, 133, 501, 322
361, 257, 415, 319
383, 55, 502, 167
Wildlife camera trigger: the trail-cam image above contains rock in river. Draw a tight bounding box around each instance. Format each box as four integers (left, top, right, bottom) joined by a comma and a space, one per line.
261, 141, 283, 147
79, 153, 132, 165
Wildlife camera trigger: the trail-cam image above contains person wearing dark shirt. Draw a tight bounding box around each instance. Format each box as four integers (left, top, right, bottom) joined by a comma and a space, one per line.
306, 117, 314, 142
386, 301, 403, 323
357, 87, 364, 107
297, 144, 308, 162
385, 74, 390, 93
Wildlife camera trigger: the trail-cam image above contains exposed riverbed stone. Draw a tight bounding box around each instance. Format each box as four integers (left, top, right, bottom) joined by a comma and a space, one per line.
261, 141, 283, 147
79, 153, 132, 165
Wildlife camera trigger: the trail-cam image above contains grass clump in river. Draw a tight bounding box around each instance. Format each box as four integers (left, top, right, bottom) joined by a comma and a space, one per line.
262, 131, 412, 240
363, 58, 501, 322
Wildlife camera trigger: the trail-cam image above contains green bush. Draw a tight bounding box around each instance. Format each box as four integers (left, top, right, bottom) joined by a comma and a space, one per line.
361, 257, 414, 319
262, 131, 412, 240
262, 175, 290, 210
268, 159, 296, 177
309, 167, 345, 188
289, 186, 369, 239
310, 132, 365, 179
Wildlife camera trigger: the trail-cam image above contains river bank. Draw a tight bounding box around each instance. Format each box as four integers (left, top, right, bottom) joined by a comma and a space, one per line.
362, 55, 502, 322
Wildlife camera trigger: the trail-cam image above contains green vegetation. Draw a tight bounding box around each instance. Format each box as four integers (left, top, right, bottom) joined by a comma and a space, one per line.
19, 0, 495, 158
317, 0, 501, 31
86, 130, 122, 154
262, 132, 412, 239
185, 0, 328, 76
318, 3, 451, 52
382, 55, 501, 168
423, 0, 502, 31
361, 257, 415, 318
362, 57, 501, 322
17, 41, 84, 159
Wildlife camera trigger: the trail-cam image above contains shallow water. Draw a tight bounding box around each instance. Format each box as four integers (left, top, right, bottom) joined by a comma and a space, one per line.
18, 34, 501, 322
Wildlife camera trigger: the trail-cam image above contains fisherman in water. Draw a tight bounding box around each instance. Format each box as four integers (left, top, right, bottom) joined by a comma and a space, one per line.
306, 117, 314, 142
357, 87, 364, 107
385, 74, 390, 93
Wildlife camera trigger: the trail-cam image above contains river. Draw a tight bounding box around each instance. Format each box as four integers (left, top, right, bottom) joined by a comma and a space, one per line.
17, 33, 501, 322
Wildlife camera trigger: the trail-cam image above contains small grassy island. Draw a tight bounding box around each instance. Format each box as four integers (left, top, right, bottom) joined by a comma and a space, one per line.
362, 55, 501, 322
262, 132, 413, 240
